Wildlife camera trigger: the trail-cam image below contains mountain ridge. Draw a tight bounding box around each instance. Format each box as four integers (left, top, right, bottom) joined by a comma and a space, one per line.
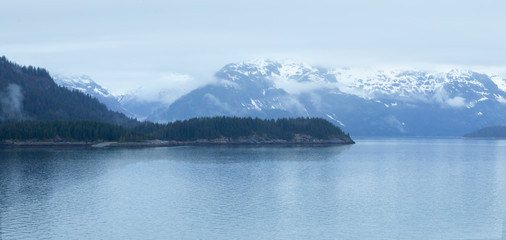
149, 60, 506, 136
52, 59, 506, 136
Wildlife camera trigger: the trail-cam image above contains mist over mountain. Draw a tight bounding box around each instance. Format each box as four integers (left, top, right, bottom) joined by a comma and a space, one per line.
55, 74, 205, 121
53, 59, 506, 136
148, 60, 506, 136
0, 56, 134, 126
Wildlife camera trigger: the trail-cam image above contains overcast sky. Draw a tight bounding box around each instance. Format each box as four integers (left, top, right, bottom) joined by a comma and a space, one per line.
2, 0, 506, 94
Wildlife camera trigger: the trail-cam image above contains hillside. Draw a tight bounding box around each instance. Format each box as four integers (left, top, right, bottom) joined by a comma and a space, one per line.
0, 56, 135, 126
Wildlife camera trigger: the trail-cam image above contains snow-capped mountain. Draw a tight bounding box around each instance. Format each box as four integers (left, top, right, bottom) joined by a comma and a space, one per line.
148, 60, 506, 136
52, 75, 135, 117
148, 60, 317, 123
53, 74, 196, 121
52, 60, 506, 136
334, 68, 506, 106
116, 90, 165, 121
53, 75, 113, 98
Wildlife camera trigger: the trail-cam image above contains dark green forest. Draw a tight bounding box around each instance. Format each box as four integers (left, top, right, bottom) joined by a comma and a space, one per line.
0, 120, 125, 141
0, 117, 350, 142
134, 116, 348, 141
0, 56, 136, 126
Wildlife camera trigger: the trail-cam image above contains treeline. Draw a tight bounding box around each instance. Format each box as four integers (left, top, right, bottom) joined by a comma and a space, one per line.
0, 117, 349, 142
0, 120, 126, 141
135, 117, 347, 141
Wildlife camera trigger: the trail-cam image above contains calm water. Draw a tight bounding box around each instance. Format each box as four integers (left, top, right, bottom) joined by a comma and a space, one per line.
1, 138, 506, 239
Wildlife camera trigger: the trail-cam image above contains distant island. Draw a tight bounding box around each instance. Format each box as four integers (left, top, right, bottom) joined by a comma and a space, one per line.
0, 117, 354, 147
464, 126, 506, 138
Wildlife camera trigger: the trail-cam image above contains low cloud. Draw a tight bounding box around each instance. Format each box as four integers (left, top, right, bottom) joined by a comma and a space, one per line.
432, 87, 468, 108
446, 96, 467, 108
279, 95, 308, 116
203, 93, 231, 113
0, 84, 25, 121
129, 73, 206, 104
384, 115, 406, 133
271, 76, 336, 95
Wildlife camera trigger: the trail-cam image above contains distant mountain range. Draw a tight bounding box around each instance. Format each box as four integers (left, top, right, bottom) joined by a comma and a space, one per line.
54, 59, 506, 136
52, 75, 167, 121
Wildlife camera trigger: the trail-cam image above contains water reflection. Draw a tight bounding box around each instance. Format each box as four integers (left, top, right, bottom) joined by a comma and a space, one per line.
0, 140, 505, 239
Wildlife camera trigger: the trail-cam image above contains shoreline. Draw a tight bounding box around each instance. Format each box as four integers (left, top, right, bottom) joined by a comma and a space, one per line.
0, 137, 355, 148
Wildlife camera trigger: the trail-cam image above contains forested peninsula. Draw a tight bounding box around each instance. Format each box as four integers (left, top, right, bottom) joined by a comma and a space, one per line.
0, 117, 354, 147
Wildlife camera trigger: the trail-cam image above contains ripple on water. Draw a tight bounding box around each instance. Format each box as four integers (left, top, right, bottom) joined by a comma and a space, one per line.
0, 141, 505, 239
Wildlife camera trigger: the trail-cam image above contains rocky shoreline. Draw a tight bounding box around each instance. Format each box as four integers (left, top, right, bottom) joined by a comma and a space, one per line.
0, 134, 355, 148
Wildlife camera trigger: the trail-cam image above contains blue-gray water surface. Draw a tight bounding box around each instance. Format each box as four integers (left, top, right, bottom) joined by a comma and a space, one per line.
1, 138, 506, 239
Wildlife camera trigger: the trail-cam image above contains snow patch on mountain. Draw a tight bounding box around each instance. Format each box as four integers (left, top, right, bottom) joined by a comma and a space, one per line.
495, 94, 506, 104
53, 74, 114, 98
491, 76, 506, 92
326, 114, 345, 127
250, 99, 262, 111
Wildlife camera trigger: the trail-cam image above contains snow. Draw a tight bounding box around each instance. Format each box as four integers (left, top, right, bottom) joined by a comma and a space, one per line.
327, 67, 495, 104
331, 68, 449, 99
73, 87, 86, 92
250, 99, 262, 111
52, 74, 119, 102
477, 97, 488, 102
93, 87, 110, 97
235, 59, 272, 76
326, 114, 345, 126
278, 63, 304, 77
446, 69, 473, 79
495, 94, 506, 104
491, 76, 506, 92
223, 60, 505, 110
